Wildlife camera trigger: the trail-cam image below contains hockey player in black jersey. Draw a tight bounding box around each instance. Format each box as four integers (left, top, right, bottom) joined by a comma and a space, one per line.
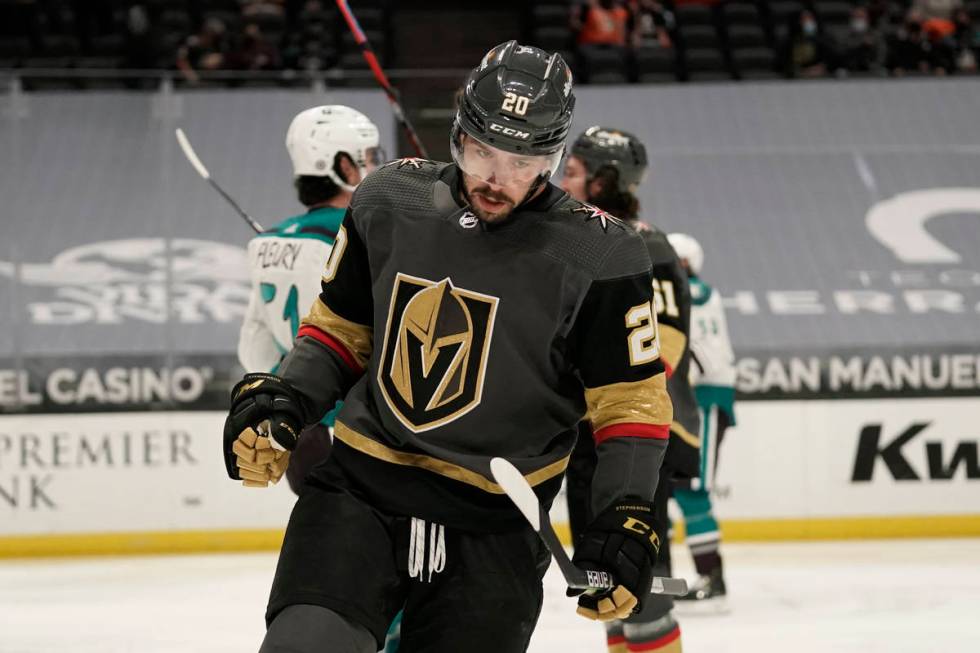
222, 42, 673, 653
561, 126, 698, 653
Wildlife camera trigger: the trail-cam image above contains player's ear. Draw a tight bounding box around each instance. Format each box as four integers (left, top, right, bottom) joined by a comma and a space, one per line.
586, 176, 604, 201
336, 153, 361, 186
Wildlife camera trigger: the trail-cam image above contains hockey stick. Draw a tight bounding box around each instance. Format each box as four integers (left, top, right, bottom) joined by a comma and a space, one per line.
335, 0, 429, 159
175, 128, 264, 234
490, 458, 688, 596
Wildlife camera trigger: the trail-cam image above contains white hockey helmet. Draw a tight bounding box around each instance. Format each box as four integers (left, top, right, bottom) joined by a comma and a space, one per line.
285, 105, 383, 192
667, 232, 704, 275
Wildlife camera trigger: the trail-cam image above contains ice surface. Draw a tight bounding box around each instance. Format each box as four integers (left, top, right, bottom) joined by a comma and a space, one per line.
1, 539, 977, 652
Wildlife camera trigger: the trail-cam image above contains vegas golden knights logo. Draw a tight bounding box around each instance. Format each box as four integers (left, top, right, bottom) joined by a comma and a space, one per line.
378, 273, 499, 432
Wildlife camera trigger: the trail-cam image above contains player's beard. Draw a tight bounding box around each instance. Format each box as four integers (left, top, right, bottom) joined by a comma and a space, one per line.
463, 178, 519, 224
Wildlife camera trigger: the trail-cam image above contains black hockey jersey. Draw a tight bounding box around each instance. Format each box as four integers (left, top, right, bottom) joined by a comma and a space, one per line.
635, 223, 700, 479
278, 159, 673, 531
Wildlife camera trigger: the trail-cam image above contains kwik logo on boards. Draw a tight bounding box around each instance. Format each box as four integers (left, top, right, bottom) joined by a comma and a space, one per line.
852, 421, 980, 482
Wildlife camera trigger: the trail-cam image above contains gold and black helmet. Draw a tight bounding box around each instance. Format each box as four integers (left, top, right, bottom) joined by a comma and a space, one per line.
453, 40, 575, 158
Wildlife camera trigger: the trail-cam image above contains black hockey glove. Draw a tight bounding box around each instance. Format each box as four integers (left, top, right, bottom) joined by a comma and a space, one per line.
568, 498, 662, 622
223, 373, 305, 485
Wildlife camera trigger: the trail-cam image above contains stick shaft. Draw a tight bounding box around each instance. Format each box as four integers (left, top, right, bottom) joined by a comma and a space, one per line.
175, 128, 264, 234
208, 179, 264, 234
335, 0, 429, 158
489, 457, 687, 596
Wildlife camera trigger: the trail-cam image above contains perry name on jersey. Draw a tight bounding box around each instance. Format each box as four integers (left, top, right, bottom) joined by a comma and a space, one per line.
283, 160, 672, 531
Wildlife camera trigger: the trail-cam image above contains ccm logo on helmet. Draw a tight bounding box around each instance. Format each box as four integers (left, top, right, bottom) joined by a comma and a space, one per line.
489, 123, 531, 141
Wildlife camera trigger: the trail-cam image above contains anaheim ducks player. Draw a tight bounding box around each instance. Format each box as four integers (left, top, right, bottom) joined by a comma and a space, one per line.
236, 104, 382, 494
562, 126, 697, 653
222, 41, 672, 653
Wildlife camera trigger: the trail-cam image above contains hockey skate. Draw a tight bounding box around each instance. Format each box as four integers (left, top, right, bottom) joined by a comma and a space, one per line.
674, 568, 729, 615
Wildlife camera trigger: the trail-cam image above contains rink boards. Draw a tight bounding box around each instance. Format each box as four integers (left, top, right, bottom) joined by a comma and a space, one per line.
2, 81, 979, 557
1, 398, 978, 557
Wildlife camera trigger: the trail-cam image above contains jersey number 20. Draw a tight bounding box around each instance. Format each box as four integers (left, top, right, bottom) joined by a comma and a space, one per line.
626, 301, 660, 366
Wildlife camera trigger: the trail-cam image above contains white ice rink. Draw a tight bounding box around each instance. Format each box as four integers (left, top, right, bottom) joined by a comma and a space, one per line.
2, 539, 978, 652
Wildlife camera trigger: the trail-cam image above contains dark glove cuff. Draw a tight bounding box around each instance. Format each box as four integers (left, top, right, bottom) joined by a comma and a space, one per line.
584, 497, 662, 561
230, 373, 307, 425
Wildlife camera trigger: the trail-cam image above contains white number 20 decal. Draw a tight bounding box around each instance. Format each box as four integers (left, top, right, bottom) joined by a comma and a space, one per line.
501, 92, 530, 116
625, 301, 660, 366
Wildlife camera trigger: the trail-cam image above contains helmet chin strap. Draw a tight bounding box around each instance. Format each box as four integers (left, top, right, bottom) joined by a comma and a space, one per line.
517, 172, 551, 208
326, 168, 359, 193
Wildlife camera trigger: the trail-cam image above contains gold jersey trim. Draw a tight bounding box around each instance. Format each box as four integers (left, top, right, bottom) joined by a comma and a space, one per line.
334, 420, 569, 494
585, 374, 673, 434
657, 323, 688, 373
671, 420, 701, 448
301, 298, 374, 368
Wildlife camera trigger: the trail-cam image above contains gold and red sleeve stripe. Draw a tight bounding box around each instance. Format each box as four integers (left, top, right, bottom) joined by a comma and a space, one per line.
657, 323, 687, 379
297, 297, 373, 374
627, 625, 681, 651
585, 373, 673, 445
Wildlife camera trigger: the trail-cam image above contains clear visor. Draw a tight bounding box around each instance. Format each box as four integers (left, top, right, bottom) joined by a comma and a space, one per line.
362, 145, 387, 172
451, 131, 563, 188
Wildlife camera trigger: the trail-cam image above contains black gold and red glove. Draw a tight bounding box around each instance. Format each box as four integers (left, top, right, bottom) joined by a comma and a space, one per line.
568, 498, 663, 621
223, 373, 305, 487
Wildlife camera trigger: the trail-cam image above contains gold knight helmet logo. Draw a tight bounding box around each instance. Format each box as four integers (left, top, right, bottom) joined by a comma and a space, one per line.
379, 273, 499, 432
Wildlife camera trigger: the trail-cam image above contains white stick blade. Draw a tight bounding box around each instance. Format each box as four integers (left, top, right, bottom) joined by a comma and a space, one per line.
490, 457, 540, 531
175, 128, 211, 180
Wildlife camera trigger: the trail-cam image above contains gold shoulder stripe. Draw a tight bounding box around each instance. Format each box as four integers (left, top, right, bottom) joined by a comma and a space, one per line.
301, 298, 373, 368
333, 421, 569, 494
585, 374, 673, 434
657, 323, 688, 373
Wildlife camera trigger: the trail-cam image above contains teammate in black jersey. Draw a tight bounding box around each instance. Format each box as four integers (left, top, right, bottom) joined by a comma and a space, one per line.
562, 126, 698, 653
222, 41, 673, 653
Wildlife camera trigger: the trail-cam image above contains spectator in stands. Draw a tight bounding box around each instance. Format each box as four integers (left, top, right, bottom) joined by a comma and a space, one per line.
571, 0, 631, 81
778, 10, 834, 78
571, 0, 630, 47
176, 17, 231, 84
628, 0, 674, 49
123, 4, 160, 71
911, 0, 966, 72
832, 5, 887, 74
950, 8, 980, 71
887, 13, 933, 75
913, 0, 964, 27
229, 21, 281, 71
